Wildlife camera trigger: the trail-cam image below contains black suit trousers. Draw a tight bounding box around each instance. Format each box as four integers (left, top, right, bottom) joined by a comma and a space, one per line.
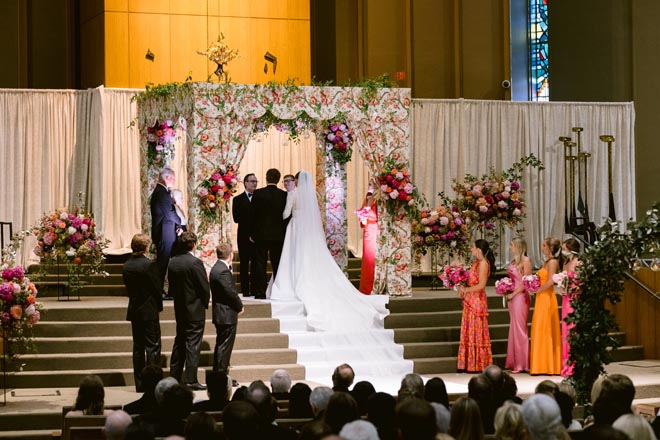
213, 323, 237, 373
237, 238, 257, 295
131, 319, 162, 391
254, 239, 284, 297
170, 319, 205, 384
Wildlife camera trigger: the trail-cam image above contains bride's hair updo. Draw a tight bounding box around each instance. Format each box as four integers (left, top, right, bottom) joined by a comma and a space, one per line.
475, 239, 495, 274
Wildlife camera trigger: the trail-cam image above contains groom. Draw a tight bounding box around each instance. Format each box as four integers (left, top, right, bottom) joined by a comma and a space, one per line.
251, 168, 287, 299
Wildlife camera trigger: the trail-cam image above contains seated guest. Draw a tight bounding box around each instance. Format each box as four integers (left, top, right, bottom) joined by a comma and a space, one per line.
494, 401, 526, 440
184, 411, 220, 440
448, 397, 484, 440
270, 369, 292, 400
522, 393, 567, 440
555, 391, 581, 431
430, 402, 450, 434
288, 382, 314, 418
502, 372, 522, 404
124, 420, 155, 440
66, 374, 113, 416
192, 371, 231, 412
104, 410, 133, 440
424, 377, 449, 409
222, 401, 260, 440
331, 363, 355, 392
153, 383, 194, 438
592, 374, 635, 426
398, 373, 424, 401
339, 420, 379, 440
350, 381, 375, 416
468, 373, 495, 434
231, 385, 248, 402
484, 364, 507, 409
123, 365, 163, 415
309, 386, 333, 419
367, 392, 397, 440
396, 398, 437, 440
246, 380, 296, 440
299, 420, 333, 440
612, 414, 655, 440
323, 392, 360, 434
154, 377, 178, 407
535, 379, 559, 396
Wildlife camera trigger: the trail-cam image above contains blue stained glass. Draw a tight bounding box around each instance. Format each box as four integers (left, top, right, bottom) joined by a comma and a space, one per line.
529, 0, 549, 101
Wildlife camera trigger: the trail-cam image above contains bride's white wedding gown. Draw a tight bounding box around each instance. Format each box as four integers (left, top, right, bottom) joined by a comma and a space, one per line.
268, 171, 413, 382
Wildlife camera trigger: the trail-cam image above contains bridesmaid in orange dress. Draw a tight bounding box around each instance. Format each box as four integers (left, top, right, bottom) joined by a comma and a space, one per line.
358, 188, 378, 295
457, 239, 494, 373
560, 238, 581, 377
529, 237, 562, 375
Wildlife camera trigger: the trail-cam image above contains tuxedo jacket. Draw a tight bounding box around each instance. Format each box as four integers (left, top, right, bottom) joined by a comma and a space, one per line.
231, 191, 255, 243
252, 184, 287, 242
150, 184, 181, 244
167, 253, 210, 322
209, 260, 243, 326
123, 254, 163, 321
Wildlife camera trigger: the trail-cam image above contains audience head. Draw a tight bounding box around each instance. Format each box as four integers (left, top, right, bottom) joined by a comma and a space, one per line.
331, 363, 355, 391
205, 371, 230, 404
222, 401, 260, 440
398, 373, 425, 401
593, 374, 635, 425
124, 420, 155, 440
583, 425, 631, 440
161, 383, 193, 419
215, 242, 233, 261
424, 377, 450, 408
468, 374, 492, 402
350, 381, 376, 415
554, 391, 575, 429
612, 414, 655, 440
474, 239, 496, 273
184, 411, 218, 440
449, 397, 484, 440
591, 375, 608, 403
535, 380, 558, 396
265, 168, 281, 184
246, 380, 274, 423
502, 372, 521, 404
270, 369, 292, 394
339, 420, 380, 440
130, 233, 151, 256
289, 382, 314, 418
396, 398, 437, 440
300, 420, 333, 440
522, 393, 565, 440
158, 167, 175, 187
177, 231, 197, 253
140, 365, 164, 396
494, 402, 527, 440
104, 410, 132, 440
484, 364, 505, 390
231, 385, 248, 402
430, 402, 451, 434
74, 374, 106, 415
367, 392, 397, 440
154, 377, 179, 406
310, 386, 333, 416
323, 392, 360, 434
558, 380, 576, 403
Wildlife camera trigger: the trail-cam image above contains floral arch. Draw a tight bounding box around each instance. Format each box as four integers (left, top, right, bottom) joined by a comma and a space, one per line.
137, 82, 413, 296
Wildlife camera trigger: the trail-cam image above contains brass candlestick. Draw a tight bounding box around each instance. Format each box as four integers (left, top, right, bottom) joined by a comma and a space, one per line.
566, 141, 577, 228
572, 127, 586, 217
599, 135, 616, 221
559, 136, 572, 231
578, 151, 591, 220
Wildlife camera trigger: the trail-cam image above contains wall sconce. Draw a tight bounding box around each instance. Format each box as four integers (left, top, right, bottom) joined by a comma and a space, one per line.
145, 49, 155, 62
264, 51, 277, 74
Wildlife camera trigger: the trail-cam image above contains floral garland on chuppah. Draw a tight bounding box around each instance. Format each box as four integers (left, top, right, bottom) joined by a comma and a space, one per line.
136, 82, 414, 296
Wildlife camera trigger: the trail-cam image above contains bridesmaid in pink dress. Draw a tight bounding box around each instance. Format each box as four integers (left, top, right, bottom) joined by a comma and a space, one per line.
504, 237, 532, 373
358, 189, 378, 295
560, 238, 581, 377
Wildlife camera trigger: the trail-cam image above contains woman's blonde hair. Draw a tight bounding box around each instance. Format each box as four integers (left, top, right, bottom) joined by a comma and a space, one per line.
510, 237, 528, 265
494, 402, 528, 440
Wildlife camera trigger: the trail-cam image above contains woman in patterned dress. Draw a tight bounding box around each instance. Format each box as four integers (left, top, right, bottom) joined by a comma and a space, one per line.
457, 239, 494, 373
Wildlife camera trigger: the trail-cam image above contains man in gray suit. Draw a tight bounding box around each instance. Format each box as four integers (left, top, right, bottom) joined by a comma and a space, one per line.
168, 231, 210, 390
210, 242, 244, 375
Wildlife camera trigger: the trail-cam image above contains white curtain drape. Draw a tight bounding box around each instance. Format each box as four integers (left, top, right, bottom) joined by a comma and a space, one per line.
411, 99, 636, 268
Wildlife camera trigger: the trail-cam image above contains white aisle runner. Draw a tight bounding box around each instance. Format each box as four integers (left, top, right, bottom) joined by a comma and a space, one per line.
269, 299, 415, 394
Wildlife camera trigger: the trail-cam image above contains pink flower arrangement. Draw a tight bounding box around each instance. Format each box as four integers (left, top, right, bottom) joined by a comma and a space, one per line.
0, 264, 43, 357
146, 119, 176, 167
452, 175, 524, 228
522, 274, 541, 293
377, 158, 418, 216
411, 205, 471, 254
198, 166, 240, 220
355, 206, 373, 226
552, 270, 580, 296
495, 277, 514, 296
324, 121, 353, 164
439, 264, 478, 290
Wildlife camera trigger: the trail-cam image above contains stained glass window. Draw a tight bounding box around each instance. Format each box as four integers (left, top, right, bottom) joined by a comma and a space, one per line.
529, 0, 549, 101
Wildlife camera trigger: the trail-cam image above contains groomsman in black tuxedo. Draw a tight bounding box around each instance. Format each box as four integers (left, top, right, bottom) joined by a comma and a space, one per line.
251, 169, 287, 299
210, 242, 244, 374
168, 231, 210, 390
232, 173, 258, 296
150, 167, 181, 282
123, 233, 163, 392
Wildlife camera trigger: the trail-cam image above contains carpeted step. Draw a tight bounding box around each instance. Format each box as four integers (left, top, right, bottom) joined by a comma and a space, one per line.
412, 353, 507, 374
402, 339, 510, 359
385, 308, 513, 328
387, 295, 507, 313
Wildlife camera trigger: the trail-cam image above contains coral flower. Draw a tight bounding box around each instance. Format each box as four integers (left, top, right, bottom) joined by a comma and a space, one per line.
10, 305, 22, 320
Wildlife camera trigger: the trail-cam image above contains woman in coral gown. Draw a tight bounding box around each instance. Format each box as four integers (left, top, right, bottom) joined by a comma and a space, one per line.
504, 237, 532, 373
358, 188, 378, 295
560, 238, 581, 377
529, 237, 562, 375
457, 239, 494, 373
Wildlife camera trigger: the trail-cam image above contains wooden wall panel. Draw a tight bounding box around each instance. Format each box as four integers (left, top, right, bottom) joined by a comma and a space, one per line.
128, 0, 167, 14
169, 14, 209, 82
79, 0, 105, 23
364, 0, 408, 86
128, 12, 171, 88
211, 17, 253, 84
170, 0, 207, 16
219, 0, 310, 20
104, 12, 129, 88
0, 0, 26, 87
105, 0, 128, 12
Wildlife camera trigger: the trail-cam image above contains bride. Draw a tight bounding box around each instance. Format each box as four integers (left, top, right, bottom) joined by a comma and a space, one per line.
269, 171, 390, 331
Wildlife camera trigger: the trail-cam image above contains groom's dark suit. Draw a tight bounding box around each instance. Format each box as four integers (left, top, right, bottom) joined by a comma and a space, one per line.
150, 183, 181, 280
209, 259, 243, 373
252, 184, 287, 298
168, 252, 210, 386
232, 191, 257, 295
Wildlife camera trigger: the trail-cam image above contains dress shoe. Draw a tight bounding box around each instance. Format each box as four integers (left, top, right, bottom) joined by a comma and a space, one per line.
162, 294, 173, 300
231, 379, 239, 387
186, 382, 207, 391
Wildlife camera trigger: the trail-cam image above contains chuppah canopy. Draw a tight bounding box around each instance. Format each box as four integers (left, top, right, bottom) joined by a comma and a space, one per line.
136, 82, 414, 296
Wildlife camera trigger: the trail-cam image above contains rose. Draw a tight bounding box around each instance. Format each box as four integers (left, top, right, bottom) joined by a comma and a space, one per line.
10, 305, 22, 320
211, 172, 221, 181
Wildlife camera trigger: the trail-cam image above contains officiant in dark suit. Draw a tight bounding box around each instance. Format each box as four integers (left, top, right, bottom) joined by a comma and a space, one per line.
251, 168, 287, 299
150, 167, 181, 281
210, 242, 244, 374
232, 173, 258, 296
168, 231, 210, 390
123, 233, 163, 392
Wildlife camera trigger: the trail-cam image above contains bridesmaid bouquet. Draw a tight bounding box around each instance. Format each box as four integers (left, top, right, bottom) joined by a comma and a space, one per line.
495, 277, 514, 296
355, 206, 373, 226
522, 274, 541, 293
439, 264, 477, 290
552, 270, 579, 296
